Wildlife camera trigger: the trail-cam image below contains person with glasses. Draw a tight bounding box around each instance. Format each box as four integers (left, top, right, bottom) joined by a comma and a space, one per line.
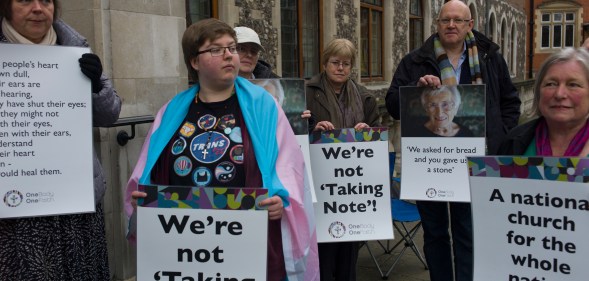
407, 86, 473, 137
305, 38, 380, 281
385, 0, 521, 280
0, 0, 121, 280
234, 26, 311, 119
234, 26, 279, 79
125, 18, 318, 281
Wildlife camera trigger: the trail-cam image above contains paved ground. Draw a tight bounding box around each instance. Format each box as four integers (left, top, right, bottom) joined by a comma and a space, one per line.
357, 222, 431, 281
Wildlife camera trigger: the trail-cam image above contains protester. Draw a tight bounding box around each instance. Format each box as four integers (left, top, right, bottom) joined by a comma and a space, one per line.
385, 1, 521, 280
234, 26, 279, 79
306, 38, 380, 281
234, 26, 310, 119
498, 48, 589, 157
0, 0, 121, 280
125, 18, 318, 281
409, 85, 474, 137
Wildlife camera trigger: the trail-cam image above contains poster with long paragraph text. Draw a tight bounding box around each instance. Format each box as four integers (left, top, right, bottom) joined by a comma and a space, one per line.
469, 156, 589, 281
400, 85, 485, 202
310, 128, 393, 242
137, 185, 268, 281
0, 44, 93, 218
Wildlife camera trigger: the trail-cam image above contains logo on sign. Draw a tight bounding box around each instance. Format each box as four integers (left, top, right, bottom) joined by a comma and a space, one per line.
4, 190, 23, 207
328, 221, 346, 238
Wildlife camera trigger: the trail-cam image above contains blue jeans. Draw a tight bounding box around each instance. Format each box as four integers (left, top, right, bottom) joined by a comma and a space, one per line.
416, 201, 473, 281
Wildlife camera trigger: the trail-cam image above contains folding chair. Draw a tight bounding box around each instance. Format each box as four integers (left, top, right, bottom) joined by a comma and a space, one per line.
379, 198, 429, 279
362, 152, 428, 279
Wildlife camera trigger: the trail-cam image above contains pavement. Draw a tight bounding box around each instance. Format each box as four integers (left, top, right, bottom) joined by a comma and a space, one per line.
356, 222, 431, 281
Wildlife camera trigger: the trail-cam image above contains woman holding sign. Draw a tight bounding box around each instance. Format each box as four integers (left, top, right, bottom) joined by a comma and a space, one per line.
498, 48, 589, 157
0, 0, 121, 280
305, 38, 380, 281
125, 18, 318, 281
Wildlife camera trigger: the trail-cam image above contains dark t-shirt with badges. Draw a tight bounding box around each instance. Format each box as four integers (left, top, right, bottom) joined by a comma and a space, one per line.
166, 94, 245, 187
151, 93, 286, 281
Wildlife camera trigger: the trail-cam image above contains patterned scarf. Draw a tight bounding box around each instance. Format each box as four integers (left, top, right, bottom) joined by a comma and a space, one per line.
434, 31, 482, 85
320, 72, 364, 128
535, 118, 589, 156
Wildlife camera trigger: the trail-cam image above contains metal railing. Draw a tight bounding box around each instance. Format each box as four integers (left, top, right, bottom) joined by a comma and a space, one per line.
107, 115, 155, 146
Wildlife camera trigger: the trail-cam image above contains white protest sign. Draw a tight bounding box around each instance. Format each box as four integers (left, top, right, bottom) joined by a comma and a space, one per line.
469, 156, 589, 281
296, 134, 316, 203
0, 44, 93, 218
401, 137, 484, 201
399, 85, 486, 202
310, 128, 393, 242
137, 185, 268, 281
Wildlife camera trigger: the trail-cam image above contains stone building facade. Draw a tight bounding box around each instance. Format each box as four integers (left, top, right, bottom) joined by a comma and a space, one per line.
56, 1, 527, 280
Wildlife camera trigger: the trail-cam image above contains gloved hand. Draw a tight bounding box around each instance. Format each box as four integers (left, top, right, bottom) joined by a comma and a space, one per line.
79, 53, 103, 93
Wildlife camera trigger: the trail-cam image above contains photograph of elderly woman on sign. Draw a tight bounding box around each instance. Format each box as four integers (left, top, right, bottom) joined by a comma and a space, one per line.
400, 85, 485, 138
250, 79, 307, 135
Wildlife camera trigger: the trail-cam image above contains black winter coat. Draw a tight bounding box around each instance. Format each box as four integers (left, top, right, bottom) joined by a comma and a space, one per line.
386, 30, 521, 154
496, 118, 540, 155
253, 59, 280, 78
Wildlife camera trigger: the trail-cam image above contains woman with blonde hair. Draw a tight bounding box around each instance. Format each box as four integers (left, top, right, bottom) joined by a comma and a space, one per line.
305, 38, 380, 281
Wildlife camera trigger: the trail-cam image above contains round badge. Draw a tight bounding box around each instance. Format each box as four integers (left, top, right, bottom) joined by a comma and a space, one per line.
193, 167, 213, 186
179, 122, 196, 138
190, 132, 230, 164
171, 137, 187, 155
198, 114, 217, 130
218, 114, 236, 130
215, 161, 236, 183
173, 156, 193, 177
224, 127, 232, 135
229, 126, 242, 143
230, 145, 244, 164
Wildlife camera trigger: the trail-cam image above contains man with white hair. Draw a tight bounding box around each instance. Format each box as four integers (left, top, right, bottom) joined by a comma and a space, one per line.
386, 1, 521, 280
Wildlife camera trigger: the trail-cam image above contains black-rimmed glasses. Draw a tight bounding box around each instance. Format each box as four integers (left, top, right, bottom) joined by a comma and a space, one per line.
437, 18, 471, 25
197, 45, 238, 57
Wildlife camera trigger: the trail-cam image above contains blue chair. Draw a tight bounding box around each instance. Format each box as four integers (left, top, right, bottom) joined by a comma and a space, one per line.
363, 152, 428, 279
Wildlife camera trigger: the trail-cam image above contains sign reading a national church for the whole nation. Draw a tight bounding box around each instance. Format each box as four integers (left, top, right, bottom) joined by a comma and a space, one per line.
469, 156, 589, 281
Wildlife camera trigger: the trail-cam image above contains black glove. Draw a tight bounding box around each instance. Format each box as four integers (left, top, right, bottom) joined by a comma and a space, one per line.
79, 53, 103, 93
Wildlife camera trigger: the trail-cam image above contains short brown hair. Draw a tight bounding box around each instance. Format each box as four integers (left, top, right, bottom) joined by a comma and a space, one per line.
182, 18, 237, 82
321, 38, 356, 67
0, 0, 61, 21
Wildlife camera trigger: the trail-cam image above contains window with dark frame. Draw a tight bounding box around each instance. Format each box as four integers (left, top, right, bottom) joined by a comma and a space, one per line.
360, 0, 383, 80
540, 11, 575, 49
409, 0, 424, 52
186, 0, 217, 26
280, 0, 320, 79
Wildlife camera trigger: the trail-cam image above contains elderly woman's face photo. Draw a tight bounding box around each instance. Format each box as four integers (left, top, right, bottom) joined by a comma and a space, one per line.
425, 91, 457, 129
539, 60, 589, 128
10, 0, 54, 43
324, 56, 352, 85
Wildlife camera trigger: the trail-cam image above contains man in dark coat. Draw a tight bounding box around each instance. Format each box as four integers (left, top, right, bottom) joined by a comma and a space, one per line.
385, 1, 521, 280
